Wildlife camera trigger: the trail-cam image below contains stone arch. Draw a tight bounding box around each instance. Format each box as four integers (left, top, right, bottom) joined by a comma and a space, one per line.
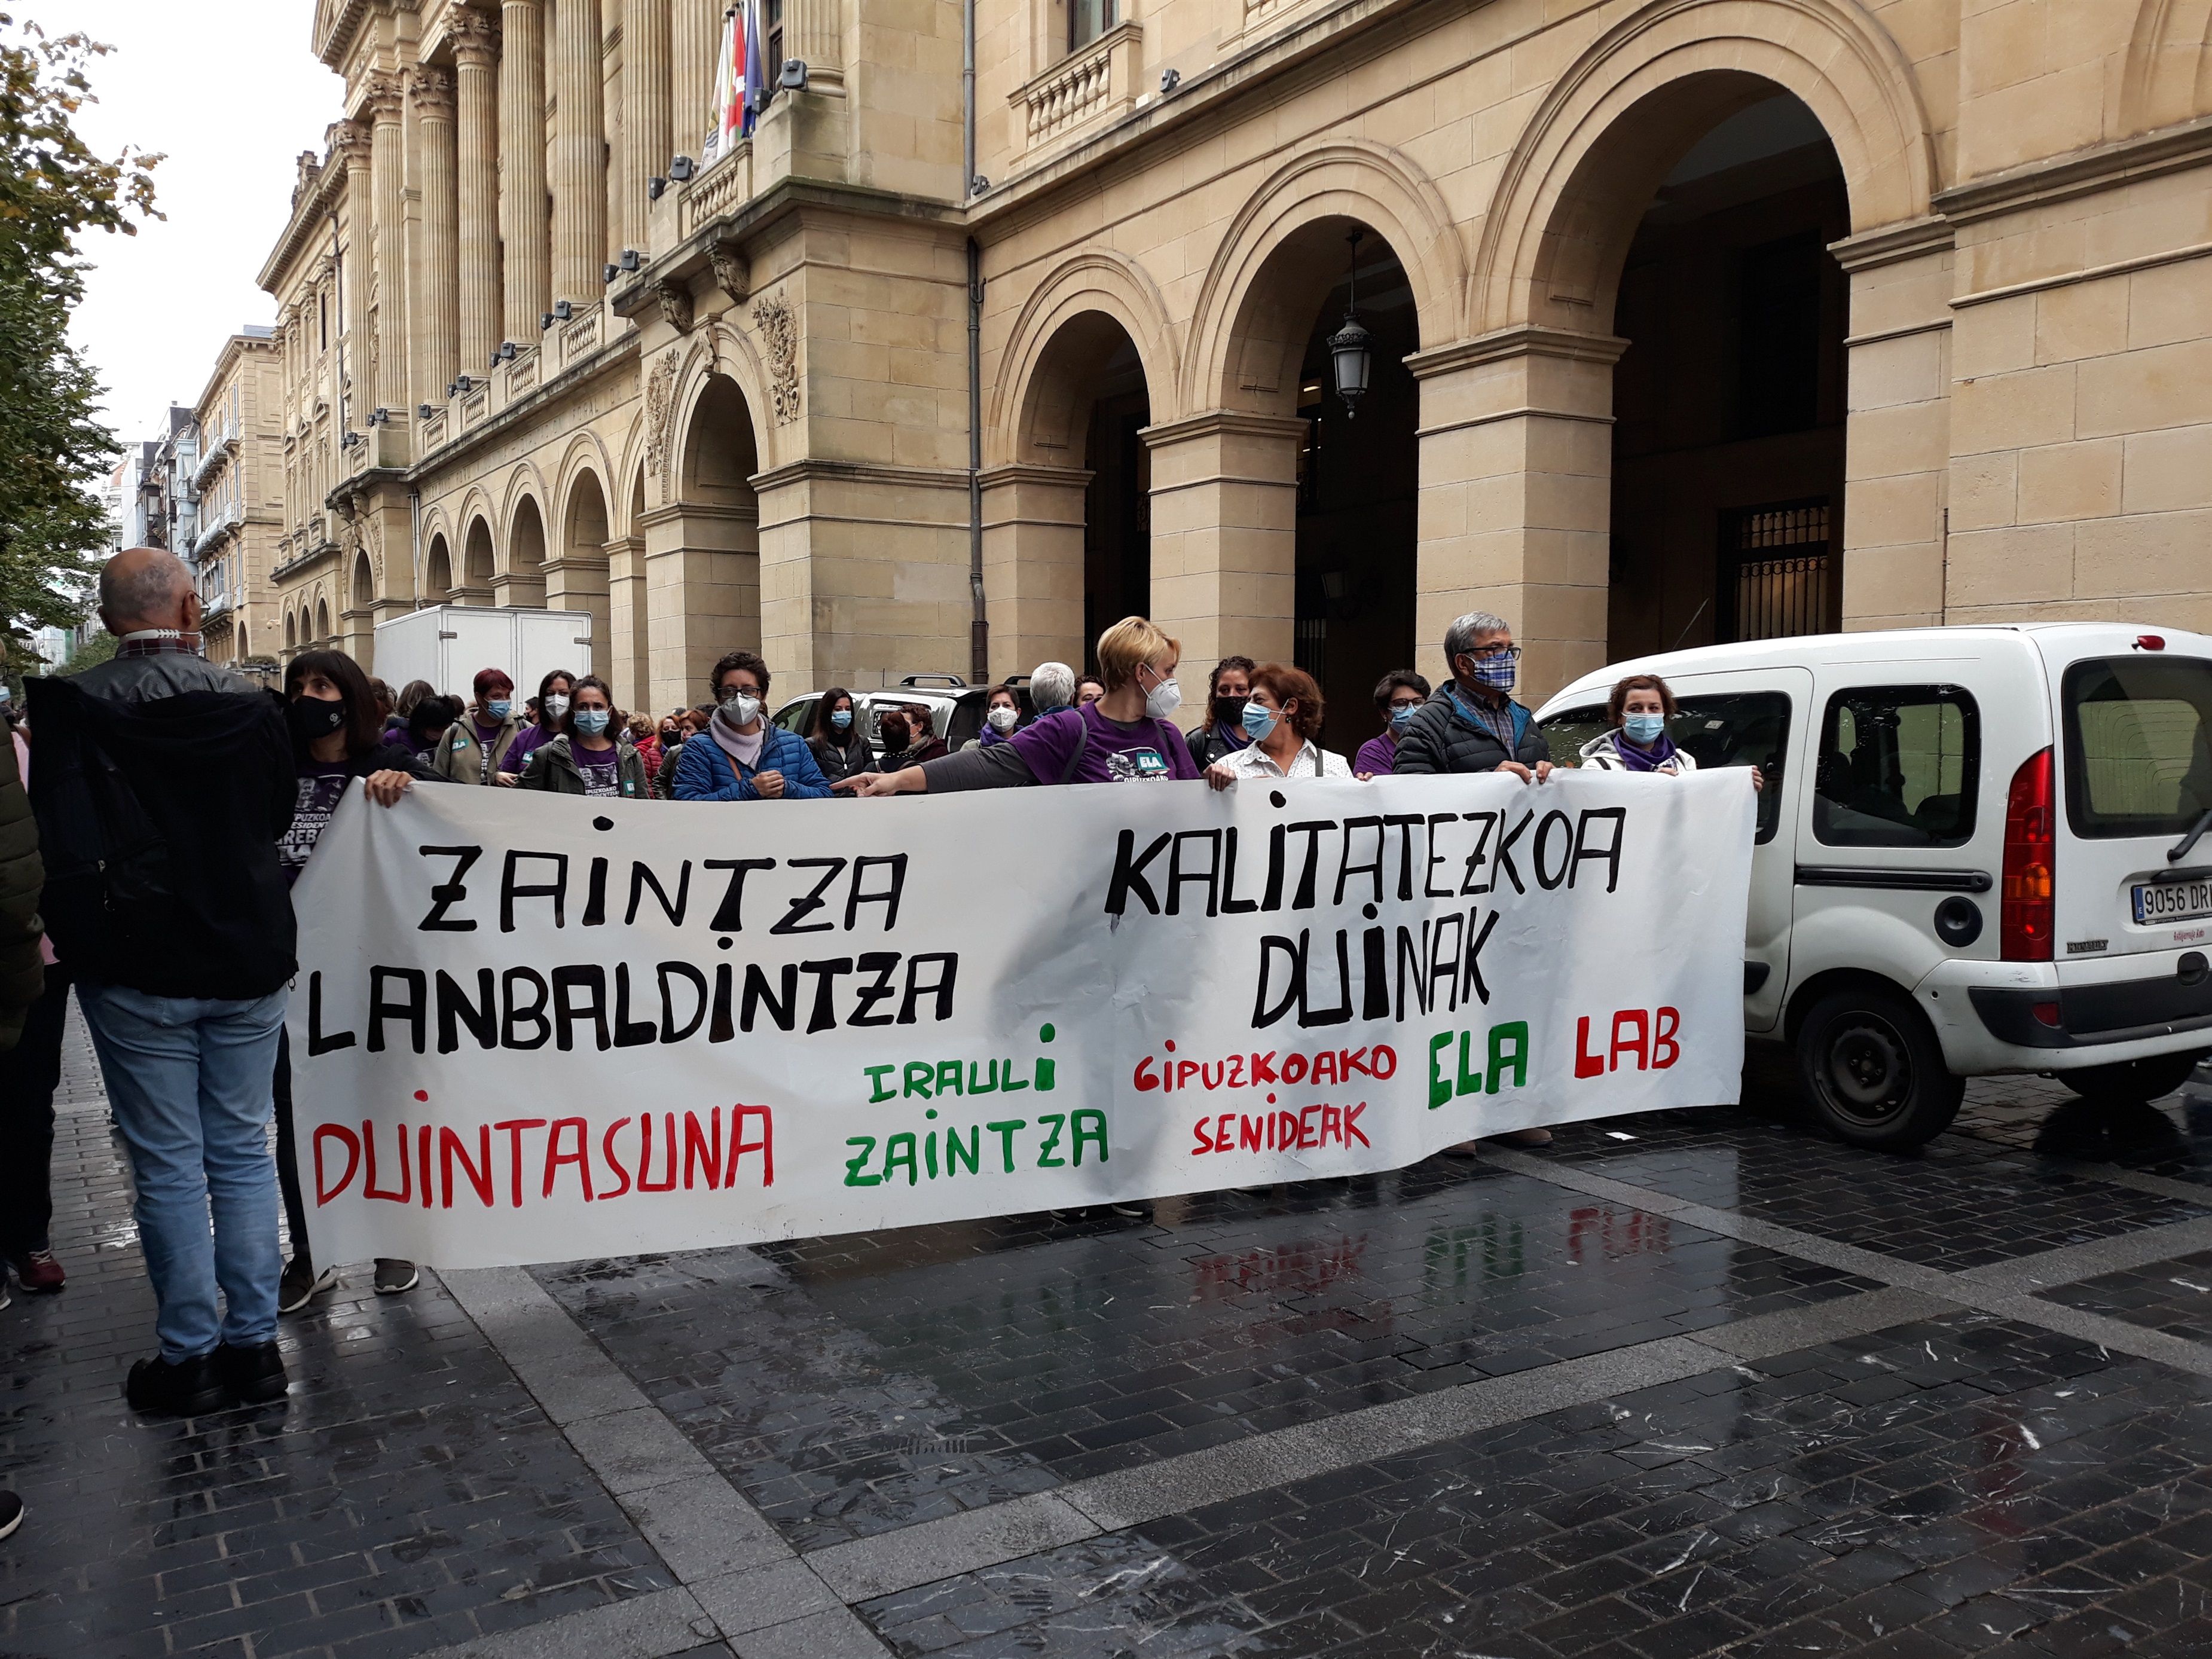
1474, 0, 1935, 334
653, 321, 778, 510
425, 531, 454, 601
507, 495, 548, 575
562, 465, 610, 564
991, 250, 1178, 466
462, 515, 496, 596
351, 550, 374, 609
679, 371, 762, 504
2124, 0, 2212, 133
284, 609, 298, 652
1187, 139, 1466, 415
316, 595, 332, 640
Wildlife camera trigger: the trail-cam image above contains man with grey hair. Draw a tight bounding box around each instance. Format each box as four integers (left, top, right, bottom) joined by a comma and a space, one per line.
1392, 610, 1553, 785
1391, 609, 1554, 1151
26, 548, 297, 1414
1029, 660, 1077, 718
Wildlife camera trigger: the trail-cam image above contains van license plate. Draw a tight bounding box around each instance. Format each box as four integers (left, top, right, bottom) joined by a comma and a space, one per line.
2134, 881, 2212, 924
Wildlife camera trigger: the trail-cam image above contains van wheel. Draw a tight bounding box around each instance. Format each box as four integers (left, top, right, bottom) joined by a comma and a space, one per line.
1796, 989, 1963, 1151
2060, 1052, 2204, 1106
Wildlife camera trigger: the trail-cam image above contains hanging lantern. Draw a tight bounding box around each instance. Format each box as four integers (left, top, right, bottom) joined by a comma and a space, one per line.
1328, 230, 1372, 418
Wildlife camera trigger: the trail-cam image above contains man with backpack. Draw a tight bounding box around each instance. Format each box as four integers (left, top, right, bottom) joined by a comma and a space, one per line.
27, 549, 298, 1415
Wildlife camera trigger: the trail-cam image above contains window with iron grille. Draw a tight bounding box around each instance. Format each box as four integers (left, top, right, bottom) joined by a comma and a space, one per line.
1722, 499, 1832, 642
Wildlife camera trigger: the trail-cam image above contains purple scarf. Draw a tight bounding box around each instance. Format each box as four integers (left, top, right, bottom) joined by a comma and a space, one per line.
1611, 729, 1678, 774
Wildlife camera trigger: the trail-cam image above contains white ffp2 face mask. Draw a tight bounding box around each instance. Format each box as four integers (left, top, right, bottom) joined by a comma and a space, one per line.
543, 694, 570, 719
1144, 672, 1182, 722
987, 705, 1018, 732
721, 692, 761, 728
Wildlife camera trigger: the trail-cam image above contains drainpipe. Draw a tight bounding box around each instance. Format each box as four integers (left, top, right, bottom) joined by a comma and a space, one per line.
967, 237, 986, 685
964, 0, 987, 685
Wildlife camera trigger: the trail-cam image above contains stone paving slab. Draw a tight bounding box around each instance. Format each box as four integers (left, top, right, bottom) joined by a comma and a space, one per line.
0, 1015, 679, 1659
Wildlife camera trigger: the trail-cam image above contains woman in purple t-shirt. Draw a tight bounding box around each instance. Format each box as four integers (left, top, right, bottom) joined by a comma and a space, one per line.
1352, 670, 1431, 779
836, 617, 1202, 795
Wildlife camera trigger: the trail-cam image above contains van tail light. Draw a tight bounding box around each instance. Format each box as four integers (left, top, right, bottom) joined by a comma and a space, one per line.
2002, 747, 2055, 961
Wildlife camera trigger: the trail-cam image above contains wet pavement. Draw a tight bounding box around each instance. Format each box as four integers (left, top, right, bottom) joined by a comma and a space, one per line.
8, 1007, 2212, 1658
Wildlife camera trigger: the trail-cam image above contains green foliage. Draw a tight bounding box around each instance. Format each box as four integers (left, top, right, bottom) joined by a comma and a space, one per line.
54, 628, 114, 674
0, 14, 160, 642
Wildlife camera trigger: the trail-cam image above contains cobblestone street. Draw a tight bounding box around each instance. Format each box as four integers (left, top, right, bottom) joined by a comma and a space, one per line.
9, 1015, 2212, 1659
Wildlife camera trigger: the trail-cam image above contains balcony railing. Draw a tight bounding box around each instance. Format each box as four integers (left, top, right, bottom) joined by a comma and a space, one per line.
1014, 23, 1142, 151
683, 143, 753, 237
558, 304, 604, 366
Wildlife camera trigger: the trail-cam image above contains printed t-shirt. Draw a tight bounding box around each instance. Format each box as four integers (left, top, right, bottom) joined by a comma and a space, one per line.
501, 722, 559, 774
575, 746, 622, 797
279, 762, 352, 885
1005, 704, 1202, 784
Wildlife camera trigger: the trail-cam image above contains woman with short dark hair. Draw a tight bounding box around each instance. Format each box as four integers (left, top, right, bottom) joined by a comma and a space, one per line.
1203, 662, 1351, 786
1579, 673, 1693, 775
1354, 670, 1431, 778
518, 675, 649, 797
1185, 655, 1257, 769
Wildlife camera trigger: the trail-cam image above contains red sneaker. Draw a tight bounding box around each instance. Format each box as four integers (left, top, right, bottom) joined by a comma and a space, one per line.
9, 1250, 64, 1293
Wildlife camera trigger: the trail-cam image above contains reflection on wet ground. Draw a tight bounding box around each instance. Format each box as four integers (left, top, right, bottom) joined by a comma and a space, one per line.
15, 1006, 2212, 1658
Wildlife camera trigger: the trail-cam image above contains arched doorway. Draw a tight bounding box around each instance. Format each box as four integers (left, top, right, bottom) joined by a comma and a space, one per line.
501, 496, 548, 606
316, 597, 331, 641
461, 518, 495, 603
352, 552, 374, 609
555, 470, 612, 687
1208, 217, 1421, 753
426, 533, 454, 603
1608, 91, 1848, 658
284, 611, 298, 655
995, 307, 1156, 682
656, 373, 760, 713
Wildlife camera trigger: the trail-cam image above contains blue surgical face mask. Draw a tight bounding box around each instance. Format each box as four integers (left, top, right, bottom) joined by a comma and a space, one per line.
573, 708, 610, 736
1623, 713, 1667, 746
1389, 704, 1417, 731
1241, 700, 1277, 741
831, 708, 853, 731
485, 699, 512, 721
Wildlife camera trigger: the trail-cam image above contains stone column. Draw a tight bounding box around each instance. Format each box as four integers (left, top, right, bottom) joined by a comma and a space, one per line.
410, 68, 460, 415
1142, 411, 1306, 711
1834, 222, 1954, 630
671, 0, 719, 161
333, 120, 372, 430
642, 499, 759, 716
1405, 326, 1624, 703
784, 0, 842, 88
551, 0, 608, 305
623, 0, 672, 252
366, 73, 410, 413
499, 0, 551, 340
980, 464, 1087, 682
607, 530, 650, 715
454, 9, 503, 367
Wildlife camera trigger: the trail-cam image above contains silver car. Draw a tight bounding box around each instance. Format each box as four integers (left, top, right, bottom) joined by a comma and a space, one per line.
771, 676, 1020, 761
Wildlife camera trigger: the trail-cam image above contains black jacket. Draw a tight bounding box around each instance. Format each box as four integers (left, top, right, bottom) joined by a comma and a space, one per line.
809, 732, 877, 785
28, 676, 297, 1000
0, 732, 44, 1051
1392, 685, 1550, 776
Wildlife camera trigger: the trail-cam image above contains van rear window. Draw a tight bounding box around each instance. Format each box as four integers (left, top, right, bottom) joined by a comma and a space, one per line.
2063, 657, 2212, 839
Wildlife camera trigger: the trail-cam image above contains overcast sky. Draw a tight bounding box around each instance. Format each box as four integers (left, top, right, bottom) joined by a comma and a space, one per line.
53, 1, 344, 444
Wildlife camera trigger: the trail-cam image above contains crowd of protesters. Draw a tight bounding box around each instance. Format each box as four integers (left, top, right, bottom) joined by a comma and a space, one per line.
0, 540, 1718, 1551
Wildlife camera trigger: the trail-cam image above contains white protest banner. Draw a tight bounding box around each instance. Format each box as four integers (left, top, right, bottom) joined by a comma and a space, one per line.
289, 769, 1755, 1269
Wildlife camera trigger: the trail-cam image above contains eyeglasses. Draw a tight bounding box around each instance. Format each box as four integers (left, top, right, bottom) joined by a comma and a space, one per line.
1466, 643, 1521, 661
1386, 697, 1425, 711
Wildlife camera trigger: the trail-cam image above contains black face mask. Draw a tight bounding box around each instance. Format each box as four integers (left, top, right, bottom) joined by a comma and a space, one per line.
1213, 695, 1248, 726
289, 695, 348, 744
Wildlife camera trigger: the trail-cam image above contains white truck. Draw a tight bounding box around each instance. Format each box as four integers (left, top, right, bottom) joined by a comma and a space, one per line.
371, 606, 593, 700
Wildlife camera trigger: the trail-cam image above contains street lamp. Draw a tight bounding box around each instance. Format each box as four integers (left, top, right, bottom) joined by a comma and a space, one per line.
1327, 230, 1373, 419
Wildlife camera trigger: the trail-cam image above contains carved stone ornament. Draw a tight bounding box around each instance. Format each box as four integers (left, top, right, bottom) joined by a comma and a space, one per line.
363, 71, 405, 122
655, 280, 694, 335
753, 294, 801, 426
452, 7, 500, 64
707, 240, 748, 304
644, 349, 680, 484
409, 67, 454, 115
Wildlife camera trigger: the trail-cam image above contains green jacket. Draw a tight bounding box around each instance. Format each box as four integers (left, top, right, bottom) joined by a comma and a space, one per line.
0, 734, 46, 1053
431, 711, 525, 784
519, 732, 650, 798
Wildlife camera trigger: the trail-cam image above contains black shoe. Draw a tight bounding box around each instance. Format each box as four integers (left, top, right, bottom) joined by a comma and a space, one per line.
215, 1340, 290, 1406
0, 1490, 22, 1541
372, 1258, 418, 1296
125, 1352, 230, 1416
279, 1257, 338, 1314
1109, 1200, 1153, 1220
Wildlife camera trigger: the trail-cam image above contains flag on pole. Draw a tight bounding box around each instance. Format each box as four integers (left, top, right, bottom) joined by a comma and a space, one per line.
706, 4, 744, 161
744, 0, 768, 135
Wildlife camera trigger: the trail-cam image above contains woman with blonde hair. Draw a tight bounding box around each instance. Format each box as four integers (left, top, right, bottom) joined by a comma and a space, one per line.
838, 616, 1201, 794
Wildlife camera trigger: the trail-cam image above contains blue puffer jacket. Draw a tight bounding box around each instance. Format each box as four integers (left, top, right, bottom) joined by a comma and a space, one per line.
673, 725, 833, 801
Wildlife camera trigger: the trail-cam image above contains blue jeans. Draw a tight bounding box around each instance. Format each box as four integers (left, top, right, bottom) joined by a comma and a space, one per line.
77, 980, 286, 1362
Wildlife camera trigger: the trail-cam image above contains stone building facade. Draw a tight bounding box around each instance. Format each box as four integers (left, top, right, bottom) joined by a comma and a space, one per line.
187, 330, 286, 669
263, 0, 2212, 740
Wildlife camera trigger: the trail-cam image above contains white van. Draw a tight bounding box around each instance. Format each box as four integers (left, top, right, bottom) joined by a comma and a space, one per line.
1535, 624, 2212, 1150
